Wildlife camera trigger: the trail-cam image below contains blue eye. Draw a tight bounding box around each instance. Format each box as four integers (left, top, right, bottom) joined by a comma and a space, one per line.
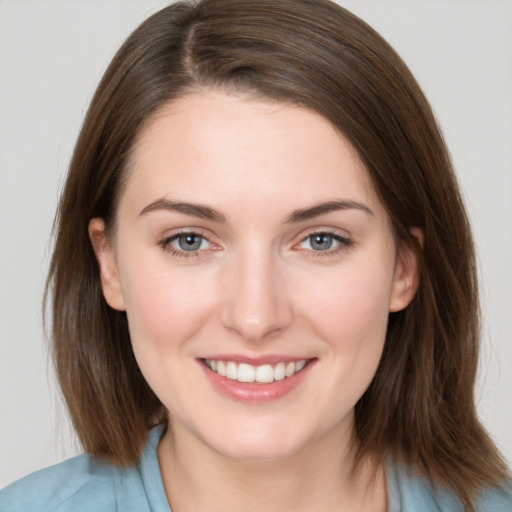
175, 233, 206, 251
159, 232, 211, 256
298, 232, 352, 253
309, 234, 335, 251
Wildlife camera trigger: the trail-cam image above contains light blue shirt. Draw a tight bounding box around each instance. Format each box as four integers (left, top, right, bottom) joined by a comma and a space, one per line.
1, 427, 511, 511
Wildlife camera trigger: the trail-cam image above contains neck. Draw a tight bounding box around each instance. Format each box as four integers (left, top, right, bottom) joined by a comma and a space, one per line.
157, 417, 387, 512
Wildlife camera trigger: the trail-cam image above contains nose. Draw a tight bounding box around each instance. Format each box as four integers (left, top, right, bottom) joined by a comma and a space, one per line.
220, 246, 293, 342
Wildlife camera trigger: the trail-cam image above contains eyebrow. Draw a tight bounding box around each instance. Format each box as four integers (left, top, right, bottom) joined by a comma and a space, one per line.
139, 199, 226, 222
285, 200, 374, 223
139, 198, 373, 224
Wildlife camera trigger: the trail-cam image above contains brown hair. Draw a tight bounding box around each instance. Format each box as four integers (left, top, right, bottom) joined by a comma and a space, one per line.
46, 0, 508, 508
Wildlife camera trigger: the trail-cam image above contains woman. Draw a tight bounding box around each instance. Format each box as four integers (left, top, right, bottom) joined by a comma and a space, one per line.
1, 0, 510, 511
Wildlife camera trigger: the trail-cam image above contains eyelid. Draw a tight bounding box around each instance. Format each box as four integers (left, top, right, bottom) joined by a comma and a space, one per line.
293, 228, 354, 254
157, 228, 220, 258
157, 227, 353, 259
296, 226, 351, 243
157, 226, 217, 242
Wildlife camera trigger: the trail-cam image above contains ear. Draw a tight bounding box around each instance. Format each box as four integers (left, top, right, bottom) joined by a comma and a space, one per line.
88, 218, 126, 311
389, 228, 422, 313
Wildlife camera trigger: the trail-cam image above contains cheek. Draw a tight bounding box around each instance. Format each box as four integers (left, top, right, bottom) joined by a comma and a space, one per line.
296, 261, 394, 421
120, 258, 218, 353
119, 260, 220, 414
300, 255, 394, 367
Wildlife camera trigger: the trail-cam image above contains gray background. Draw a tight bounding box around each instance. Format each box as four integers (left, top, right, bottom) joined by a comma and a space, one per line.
1, 0, 511, 487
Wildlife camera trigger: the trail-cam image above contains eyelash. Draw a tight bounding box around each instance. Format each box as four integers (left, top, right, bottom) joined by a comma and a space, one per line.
157, 230, 353, 259
158, 232, 213, 259
296, 230, 354, 258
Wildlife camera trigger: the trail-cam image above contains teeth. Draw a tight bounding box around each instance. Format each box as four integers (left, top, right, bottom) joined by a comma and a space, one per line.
238, 363, 255, 382
217, 361, 226, 377
226, 362, 238, 380
204, 359, 309, 383
274, 362, 286, 381
255, 364, 274, 383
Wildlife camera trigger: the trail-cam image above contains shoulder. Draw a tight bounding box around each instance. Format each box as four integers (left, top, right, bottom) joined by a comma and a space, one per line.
387, 459, 512, 512
0, 454, 123, 512
0, 427, 167, 512
473, 484, 512, 511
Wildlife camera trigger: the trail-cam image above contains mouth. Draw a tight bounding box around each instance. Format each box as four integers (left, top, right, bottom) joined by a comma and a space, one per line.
202, 358, 312, 384
199, 356, 316, 403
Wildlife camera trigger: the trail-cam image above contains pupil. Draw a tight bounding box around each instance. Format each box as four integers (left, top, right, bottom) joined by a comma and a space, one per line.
311, 234, 332, 251
179, 234, 201, 251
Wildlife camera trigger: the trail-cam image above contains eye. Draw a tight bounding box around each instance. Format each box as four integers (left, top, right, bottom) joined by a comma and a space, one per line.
174, 233, 209, 251
297, 232, 353, 253
304, 233, 335, 251
159, 232, 212, 256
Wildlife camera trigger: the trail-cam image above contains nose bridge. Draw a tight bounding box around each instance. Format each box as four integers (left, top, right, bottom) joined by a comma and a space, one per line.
221, 241, 292, 341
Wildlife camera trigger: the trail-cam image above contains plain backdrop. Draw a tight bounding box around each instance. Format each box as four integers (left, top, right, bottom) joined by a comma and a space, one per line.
1, 0, 511, 488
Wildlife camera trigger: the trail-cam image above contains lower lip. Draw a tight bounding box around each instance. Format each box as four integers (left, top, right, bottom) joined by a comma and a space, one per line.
199, 360, 315, 403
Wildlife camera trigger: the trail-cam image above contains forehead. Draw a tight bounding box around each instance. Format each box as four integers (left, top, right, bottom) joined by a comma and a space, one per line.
122, 91, 382, 218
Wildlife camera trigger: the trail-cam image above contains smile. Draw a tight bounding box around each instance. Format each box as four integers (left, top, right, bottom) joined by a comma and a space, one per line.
203, 359, 309, 384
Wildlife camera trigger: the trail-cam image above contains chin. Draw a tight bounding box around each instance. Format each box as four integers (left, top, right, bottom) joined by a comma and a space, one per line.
211, 436, 305, 462
192, 418, 325, 463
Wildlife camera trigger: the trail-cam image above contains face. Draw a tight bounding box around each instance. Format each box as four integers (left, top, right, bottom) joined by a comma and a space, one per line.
90, 91, 419, 462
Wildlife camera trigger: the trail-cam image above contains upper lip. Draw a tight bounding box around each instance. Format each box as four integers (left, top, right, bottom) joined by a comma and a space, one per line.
199, 354, 315, 365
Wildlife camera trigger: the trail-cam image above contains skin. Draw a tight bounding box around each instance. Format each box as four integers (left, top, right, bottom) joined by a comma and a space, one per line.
90, 91, 420, 512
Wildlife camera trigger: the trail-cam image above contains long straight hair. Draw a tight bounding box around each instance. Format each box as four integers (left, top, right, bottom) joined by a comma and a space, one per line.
46, 1, 508, 509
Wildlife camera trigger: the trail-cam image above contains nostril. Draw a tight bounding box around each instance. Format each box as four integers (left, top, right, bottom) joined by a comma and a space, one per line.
220, 260, 294, 340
